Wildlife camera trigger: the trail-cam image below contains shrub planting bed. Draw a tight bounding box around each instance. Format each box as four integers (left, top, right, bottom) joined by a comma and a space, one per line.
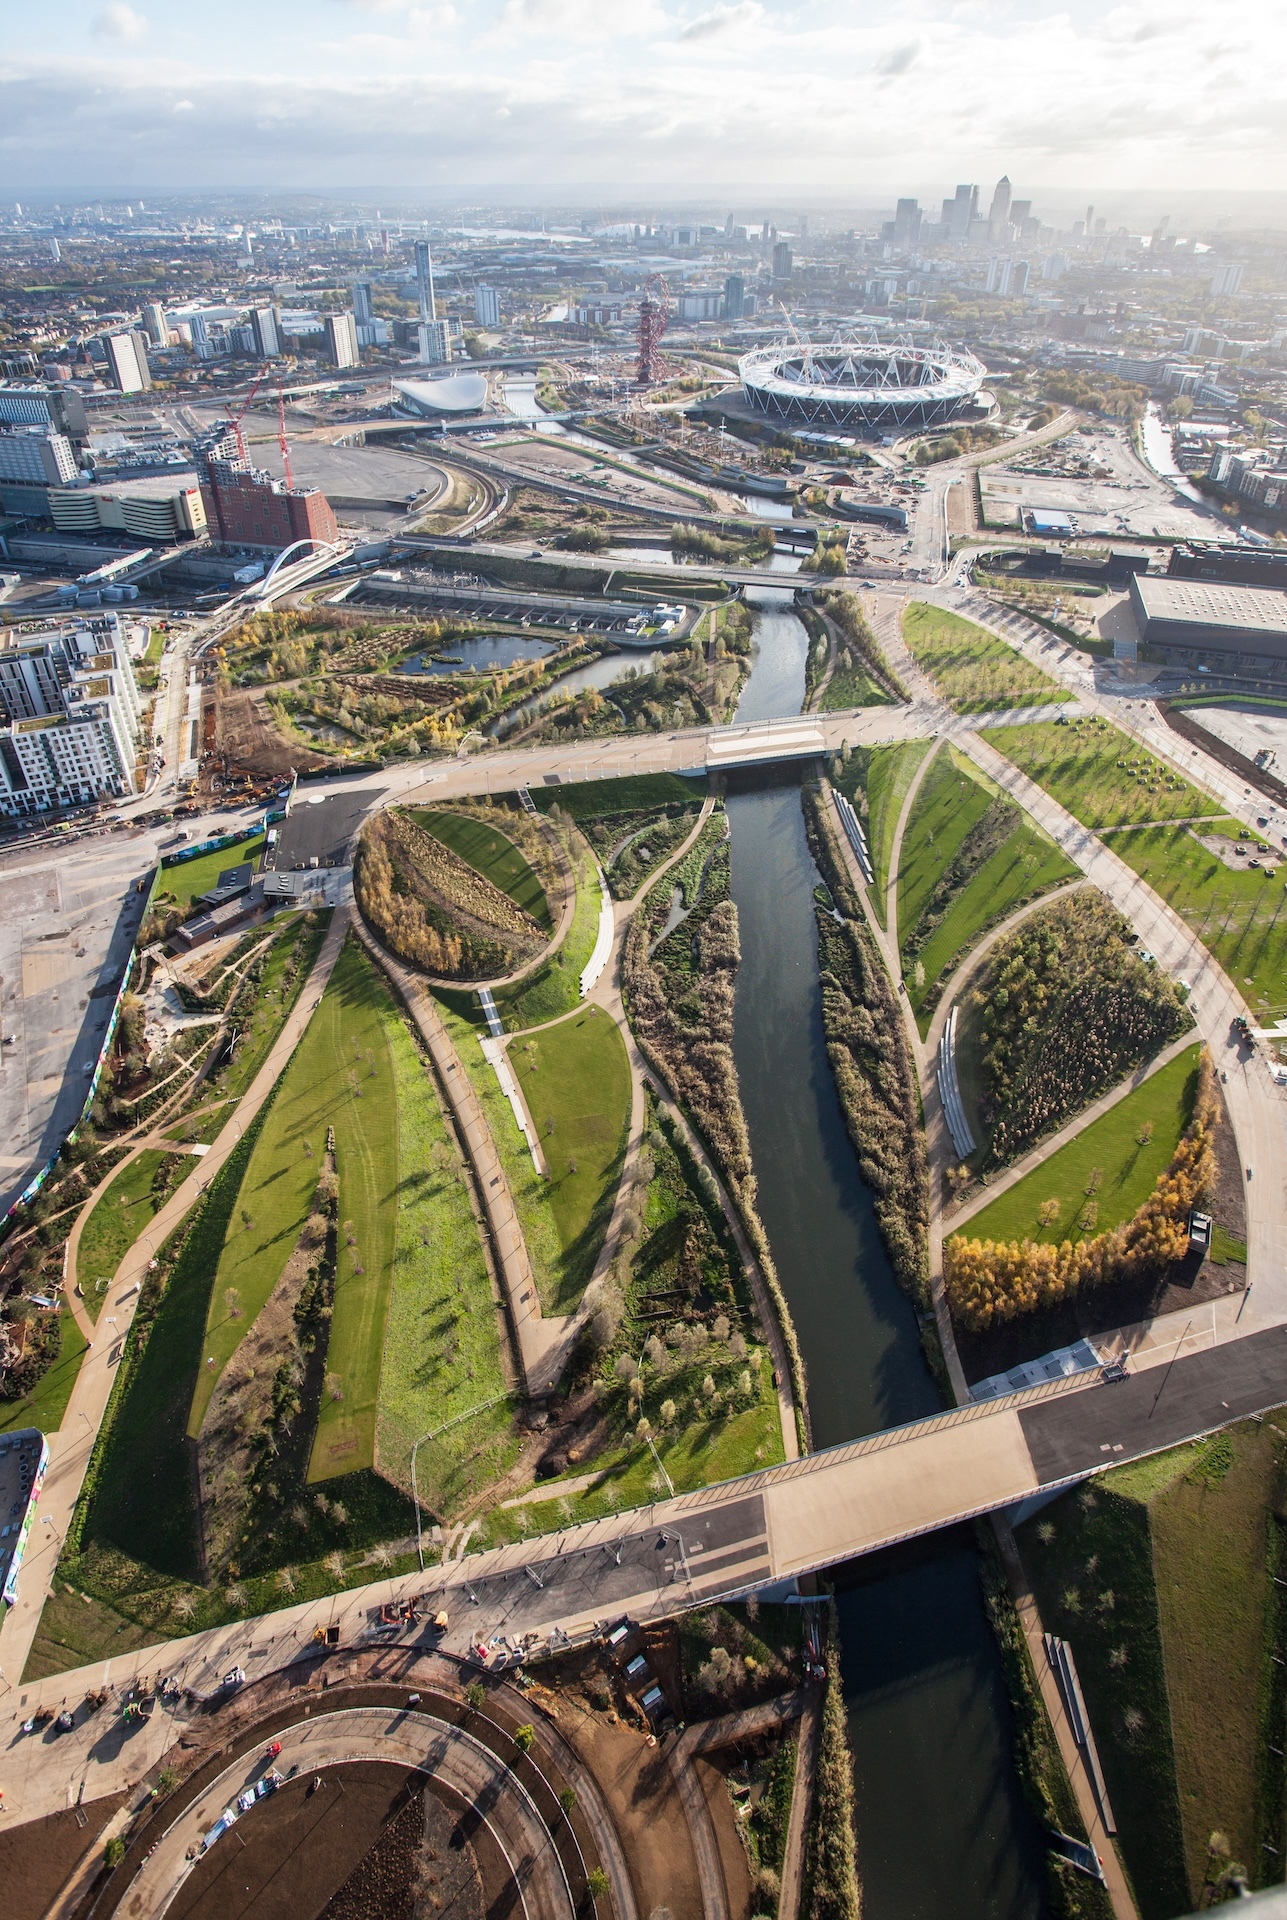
963, 891, 1190, 1169
816, 588, 909, 701
902, 603, 1067, 712
407, 807, 552, 926
356, 809, 548, 981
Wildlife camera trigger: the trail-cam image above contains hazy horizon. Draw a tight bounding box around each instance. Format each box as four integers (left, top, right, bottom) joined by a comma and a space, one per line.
5, 1, 1286, 208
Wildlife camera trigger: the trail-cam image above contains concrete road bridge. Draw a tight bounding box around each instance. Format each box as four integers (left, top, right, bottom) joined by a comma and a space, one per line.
4, 1324, 1286, 1831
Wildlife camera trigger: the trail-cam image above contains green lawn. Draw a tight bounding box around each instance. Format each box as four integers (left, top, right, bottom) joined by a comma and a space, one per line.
76, 1149, 181, 1321
157, 834, 265, 910
494, 832, 604, 1029
1102, 821, 1287, 1015
0, 1314, 87, 1435
511, 1007, 632, 1312
435, 1001, 565, 1311
960, 1044, 1200, 1247
527, 771, 706, 820
908, 828, 1079, 1031
902, 602, 1068, 712
897, 748, 995, 951
818, 656, 891, 712
833, 739, 933, 927
409, 809, 551, 928
373, 998, 518, 1513
184, 939, 398, 1489
1021, 1421, 1286, 1915
990, 717, 1225, 830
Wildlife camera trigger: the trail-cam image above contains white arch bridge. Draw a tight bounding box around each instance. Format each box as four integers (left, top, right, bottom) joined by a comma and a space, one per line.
245, 537, 351, 602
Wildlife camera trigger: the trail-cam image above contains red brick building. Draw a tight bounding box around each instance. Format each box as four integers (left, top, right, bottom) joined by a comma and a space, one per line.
200, 469, 338, 550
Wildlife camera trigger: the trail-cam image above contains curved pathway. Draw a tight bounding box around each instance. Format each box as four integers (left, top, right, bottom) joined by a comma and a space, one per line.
119, 1704, 576, 1920
0, 904, 352, 1691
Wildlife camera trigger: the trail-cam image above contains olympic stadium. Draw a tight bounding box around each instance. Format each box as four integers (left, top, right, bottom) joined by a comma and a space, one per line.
738, 334, 988, 434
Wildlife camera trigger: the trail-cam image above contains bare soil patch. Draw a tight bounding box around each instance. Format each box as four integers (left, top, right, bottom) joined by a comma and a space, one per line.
216, 688, 331, 778
0, 1790, 128, 1920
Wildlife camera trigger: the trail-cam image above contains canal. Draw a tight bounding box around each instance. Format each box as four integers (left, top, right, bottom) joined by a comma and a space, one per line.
727, 590, 1048, 1919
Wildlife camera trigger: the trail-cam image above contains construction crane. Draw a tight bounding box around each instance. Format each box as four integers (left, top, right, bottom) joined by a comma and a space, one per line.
221, 368, 269, 464
636, 274, 670, 387
276, 379, 295, 491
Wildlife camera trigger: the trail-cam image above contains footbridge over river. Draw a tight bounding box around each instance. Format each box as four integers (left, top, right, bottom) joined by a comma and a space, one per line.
4, 1322, 1286, 1826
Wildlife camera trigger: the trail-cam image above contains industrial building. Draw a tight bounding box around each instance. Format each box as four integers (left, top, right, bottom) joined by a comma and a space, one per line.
1129, 574, 1287, 676
739, 331, 987, 434
1168, 544, 1287, 592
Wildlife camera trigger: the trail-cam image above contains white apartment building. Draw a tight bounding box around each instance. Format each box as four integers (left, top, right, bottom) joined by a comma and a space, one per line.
104, 332, 152, 394
0, 613, 143, 813
0, 700, 135, 814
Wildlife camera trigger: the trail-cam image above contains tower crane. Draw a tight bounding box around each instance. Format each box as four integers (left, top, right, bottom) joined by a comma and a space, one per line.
276, 379, 295, 491
221, 368, 269, 464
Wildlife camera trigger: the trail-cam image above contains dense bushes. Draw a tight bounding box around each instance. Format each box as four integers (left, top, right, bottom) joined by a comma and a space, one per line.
945, 1054, 1217, 1329
805, 1606, 862, 1920
804, 789, 930, 1307
973, 892, 1189, 1167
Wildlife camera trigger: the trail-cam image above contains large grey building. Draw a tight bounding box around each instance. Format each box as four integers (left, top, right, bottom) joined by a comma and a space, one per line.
1129, 574, 1287, 675
0, 429, 79, 487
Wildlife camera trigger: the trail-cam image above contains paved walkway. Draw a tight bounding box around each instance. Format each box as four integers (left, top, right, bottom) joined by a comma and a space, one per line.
0, 904, 353, 1695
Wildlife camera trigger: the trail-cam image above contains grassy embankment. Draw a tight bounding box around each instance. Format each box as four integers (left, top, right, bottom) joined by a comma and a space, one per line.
407, 808, 551, 927
527, 771, 708, 901
962, 1044, 1200, 1246
830, 739, 934, 928
492, 828, 604, 1029
992, 716, 1225, 829
437, 999, 632, 1316
1020, 1419, 1287, 1916
894, 746, 1079, 1032
902, 603, 1068, 712
185, 937, 397, 1480
76, 1149, 189, 1321
0, 1317, 88, 1437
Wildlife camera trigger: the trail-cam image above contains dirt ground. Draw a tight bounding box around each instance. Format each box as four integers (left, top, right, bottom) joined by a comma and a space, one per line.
215, 688, 331, 779
0, 1790, 129, 1920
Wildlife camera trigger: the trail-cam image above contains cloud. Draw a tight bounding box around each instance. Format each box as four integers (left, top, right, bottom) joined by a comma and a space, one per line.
498, 0, 663, 37
93, 3, 148, 39
876, 39, 919, 75
172, 98, 194, 111
678, 3, 763, 41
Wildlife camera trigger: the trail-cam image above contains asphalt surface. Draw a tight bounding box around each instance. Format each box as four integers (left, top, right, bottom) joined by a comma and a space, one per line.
1020, 1323, 1287, 1483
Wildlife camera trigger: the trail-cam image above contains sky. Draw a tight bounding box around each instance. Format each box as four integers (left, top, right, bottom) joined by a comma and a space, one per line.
3, 0, 1286, 205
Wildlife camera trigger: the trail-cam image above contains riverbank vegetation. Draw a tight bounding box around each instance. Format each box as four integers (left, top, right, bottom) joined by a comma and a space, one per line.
992, 715, 1224, 829
526, 770, 707, 901
902, 603, 1068, 712
895, 748, 1079, 1031
1019, 1418, 1287, 1916
961, 891, 1191, 1170
519, 626, 749, 746
944, 1051, 1216, 1330
804, 786, 931, 1312
805, 1605, 862, 1920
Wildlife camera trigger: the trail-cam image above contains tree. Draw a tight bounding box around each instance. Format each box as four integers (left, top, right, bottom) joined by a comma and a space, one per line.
513, 1722, 535, 1753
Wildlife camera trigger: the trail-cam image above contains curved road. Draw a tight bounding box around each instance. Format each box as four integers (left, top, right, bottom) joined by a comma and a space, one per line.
120, 1705, 576, 1920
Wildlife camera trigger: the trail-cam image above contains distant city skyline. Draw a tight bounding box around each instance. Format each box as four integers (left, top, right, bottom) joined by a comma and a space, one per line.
4, 0, 1286, 200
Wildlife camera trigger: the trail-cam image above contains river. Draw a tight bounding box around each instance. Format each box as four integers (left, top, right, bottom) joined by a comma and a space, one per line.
1139, 403, 1204, 505
727, 590, 1047, 1920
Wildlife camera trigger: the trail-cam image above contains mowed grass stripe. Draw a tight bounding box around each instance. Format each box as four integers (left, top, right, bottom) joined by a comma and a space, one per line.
861, 738, 934, 927
961, 1044, 1200, 1248
896, 748, 994, 954
374, 1006, 518, 1512
410, 809, 551, 928
186, 939, 397, 1469
308, 946, 397, 1481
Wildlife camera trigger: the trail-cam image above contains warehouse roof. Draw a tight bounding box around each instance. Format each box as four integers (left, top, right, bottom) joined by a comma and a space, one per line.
1133, 574, 1287, 634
